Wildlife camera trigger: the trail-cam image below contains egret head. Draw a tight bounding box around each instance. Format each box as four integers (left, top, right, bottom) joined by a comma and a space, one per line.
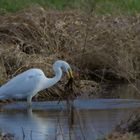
54, 60, 73, 79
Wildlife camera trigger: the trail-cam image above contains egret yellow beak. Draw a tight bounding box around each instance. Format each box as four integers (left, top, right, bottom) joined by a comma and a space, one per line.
66, 68, 73, 79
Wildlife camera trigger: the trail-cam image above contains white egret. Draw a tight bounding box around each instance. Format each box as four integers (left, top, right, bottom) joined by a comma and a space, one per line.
0, 60, 73, 106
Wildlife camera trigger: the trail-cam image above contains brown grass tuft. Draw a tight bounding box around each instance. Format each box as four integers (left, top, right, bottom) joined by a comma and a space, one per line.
1, 5, 140, 100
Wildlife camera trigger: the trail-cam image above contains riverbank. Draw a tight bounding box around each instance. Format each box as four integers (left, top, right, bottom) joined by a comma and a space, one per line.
1, 5, 140, 99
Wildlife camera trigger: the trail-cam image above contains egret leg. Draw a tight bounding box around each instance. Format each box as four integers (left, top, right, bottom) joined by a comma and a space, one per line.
27, 95, 32, 107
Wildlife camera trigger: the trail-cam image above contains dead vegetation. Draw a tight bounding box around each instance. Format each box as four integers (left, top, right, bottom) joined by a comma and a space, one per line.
1, 5, 140, 100
115, 113, 140, 135
99, 111, 140, 140
101, 132, 139, 140
0, 131, 15, 140
75, 14, 140, 82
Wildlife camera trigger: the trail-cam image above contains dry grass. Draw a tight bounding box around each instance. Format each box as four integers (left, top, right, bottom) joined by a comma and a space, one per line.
0, 132, 15, 140
100, 132, 139, 140
73, 14, 140, 82
1, 5, 140, 99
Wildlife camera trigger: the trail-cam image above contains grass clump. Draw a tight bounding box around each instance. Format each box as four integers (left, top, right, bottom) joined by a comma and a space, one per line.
0, 7, 140, 80
73, 14, 140, 82
0, 5, 98, 99
1, 5, 140, 99
100, 132, 139, 140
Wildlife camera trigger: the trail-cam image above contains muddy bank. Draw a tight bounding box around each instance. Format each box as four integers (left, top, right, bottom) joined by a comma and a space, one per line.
1, 5, 140, 101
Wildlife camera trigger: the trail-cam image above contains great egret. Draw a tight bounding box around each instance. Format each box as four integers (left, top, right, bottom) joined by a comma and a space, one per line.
0, 60, 73, 106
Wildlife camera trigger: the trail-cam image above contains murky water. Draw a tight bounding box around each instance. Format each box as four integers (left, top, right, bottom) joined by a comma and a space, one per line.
0, 84, 140, 140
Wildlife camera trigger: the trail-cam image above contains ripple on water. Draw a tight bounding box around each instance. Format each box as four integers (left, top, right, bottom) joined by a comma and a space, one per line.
1, 98, 140, 110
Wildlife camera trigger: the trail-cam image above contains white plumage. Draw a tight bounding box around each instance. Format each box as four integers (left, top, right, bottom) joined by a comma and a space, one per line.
0, 60, 73, 106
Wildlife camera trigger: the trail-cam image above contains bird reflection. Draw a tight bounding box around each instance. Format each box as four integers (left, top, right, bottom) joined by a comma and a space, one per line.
0, 104, 77, 140
0, 100, 134, 140
0, 109, 57, 140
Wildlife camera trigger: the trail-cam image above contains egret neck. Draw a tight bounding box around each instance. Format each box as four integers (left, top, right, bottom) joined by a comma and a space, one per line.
43, 67, 62, 89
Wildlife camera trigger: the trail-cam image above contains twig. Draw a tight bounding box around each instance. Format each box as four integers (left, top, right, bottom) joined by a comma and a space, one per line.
21, 127, 25, 140
57, 117, 65, 140
75, 109, 86, 140
30, 130, 33, 140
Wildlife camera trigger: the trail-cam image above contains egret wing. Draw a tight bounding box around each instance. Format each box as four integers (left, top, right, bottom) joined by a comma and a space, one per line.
0, 71, 40, 99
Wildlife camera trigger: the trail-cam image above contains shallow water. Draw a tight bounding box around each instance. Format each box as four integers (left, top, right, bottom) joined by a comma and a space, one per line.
0, 84, 140, 140
0, 99, 140, 140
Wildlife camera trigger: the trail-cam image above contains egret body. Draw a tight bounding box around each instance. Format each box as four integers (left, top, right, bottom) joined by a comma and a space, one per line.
0, 60, 73, 106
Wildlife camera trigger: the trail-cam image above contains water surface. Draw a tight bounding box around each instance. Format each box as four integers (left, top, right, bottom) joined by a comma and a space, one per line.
0, 98, 140, 140
1, 84, 140, 140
